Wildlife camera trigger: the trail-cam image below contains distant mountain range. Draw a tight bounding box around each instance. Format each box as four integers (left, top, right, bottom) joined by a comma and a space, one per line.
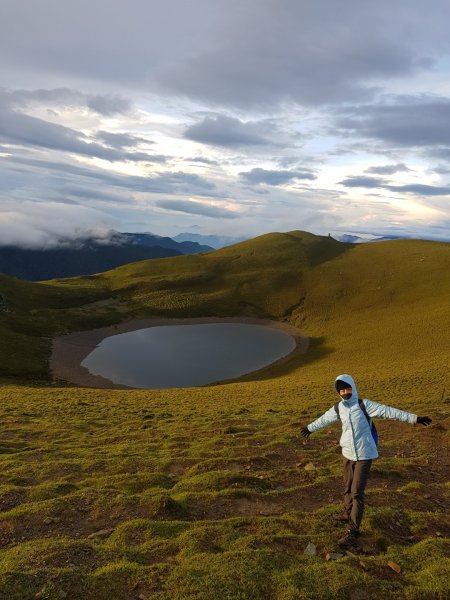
334, 234, 405, 243
172, 232, 248, 249
0, 232, 213, 281
173, 231, 410, 248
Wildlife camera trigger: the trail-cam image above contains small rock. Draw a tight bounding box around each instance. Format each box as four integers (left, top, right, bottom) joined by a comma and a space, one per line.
436, 532, 443, 537
359, 560, 370, 571
304, 462, 316, 471
325, 552, 344, 561
34, 593, 44, 599
43, 517, 54, 525
424, 494, 431, 499
387, 560, 401, 574
88, 528, 115, 539
304, 542, 317, 556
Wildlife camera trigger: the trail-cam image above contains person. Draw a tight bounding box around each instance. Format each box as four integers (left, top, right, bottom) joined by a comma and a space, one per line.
300, 373, 432, 549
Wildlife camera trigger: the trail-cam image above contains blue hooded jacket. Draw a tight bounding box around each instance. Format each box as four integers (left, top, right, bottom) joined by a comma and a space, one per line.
306, 374, 418, 461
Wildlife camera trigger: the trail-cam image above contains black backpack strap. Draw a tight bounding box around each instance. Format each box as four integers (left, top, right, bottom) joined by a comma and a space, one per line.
358, 399, 377, 430
335, 399, 377, 432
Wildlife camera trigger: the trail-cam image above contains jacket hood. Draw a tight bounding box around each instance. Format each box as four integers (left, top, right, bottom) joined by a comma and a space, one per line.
335, 373, 358, 403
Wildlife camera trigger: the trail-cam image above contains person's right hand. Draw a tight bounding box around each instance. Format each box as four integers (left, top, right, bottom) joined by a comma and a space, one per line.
301, 427, 311, 438
417, 416, 432, 425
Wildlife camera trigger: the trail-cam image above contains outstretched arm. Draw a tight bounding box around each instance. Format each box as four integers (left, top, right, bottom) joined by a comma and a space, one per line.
363, 399, 431, 425
301, 406, 339, 438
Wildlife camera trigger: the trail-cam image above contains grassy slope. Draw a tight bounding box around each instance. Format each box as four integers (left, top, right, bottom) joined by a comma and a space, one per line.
0, 231, 449, 599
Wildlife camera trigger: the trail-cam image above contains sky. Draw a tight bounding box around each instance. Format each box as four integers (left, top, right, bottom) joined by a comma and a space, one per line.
1, 0, 450, 248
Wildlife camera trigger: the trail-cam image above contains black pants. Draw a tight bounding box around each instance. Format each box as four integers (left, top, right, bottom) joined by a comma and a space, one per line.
343, 458, 372, 531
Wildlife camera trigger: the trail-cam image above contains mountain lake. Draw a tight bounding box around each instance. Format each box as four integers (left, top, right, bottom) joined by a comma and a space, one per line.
80, 323, 297, 388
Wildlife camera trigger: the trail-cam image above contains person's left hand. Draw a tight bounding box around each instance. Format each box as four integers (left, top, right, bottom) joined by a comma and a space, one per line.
417, 416, 432, 425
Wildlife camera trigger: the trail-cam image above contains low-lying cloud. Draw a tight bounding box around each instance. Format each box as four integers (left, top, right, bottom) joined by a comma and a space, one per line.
0, 200, 115, 249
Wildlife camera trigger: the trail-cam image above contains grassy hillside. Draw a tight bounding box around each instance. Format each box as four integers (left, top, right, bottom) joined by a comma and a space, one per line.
0, 231, 449, 599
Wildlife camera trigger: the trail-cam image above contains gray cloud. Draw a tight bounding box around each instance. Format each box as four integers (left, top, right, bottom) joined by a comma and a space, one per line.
1, 2, 450, 111
0, 108, 122, 160
1, 87, 130, 115
85, 94, 130, 115
184, 115, 271, 147
240, 168, 316, 186
2, 154, 218, 198
97, 130, 151, 149
144, 172, 217, 195
340, 175, 450, 196
54, 185, 129, 204
428, 147, 450, 160
155, 1, 446, 107
339, 176, 387, 188
155, 199, 238, 219
336, 97, 450, 147
366, 163, 412, 175
123, 152, 167, 163
0, 107, 167, 163
184, 156, 219, 166
389, 183, 450, 195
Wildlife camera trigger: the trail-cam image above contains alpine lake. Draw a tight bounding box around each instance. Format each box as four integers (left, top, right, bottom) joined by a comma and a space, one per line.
81, 322, 296, 389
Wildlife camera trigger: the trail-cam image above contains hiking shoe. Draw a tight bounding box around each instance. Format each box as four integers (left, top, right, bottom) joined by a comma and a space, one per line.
338, 529, 359, 549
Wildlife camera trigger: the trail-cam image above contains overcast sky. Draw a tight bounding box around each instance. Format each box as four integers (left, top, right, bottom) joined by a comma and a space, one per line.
1, 0, 450, 247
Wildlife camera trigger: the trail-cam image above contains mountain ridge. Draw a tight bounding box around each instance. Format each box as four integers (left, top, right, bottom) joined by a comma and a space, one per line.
0, 231, 213, 281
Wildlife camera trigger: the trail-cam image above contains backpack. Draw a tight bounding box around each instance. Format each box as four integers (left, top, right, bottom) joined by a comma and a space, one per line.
334, 398, 378, 446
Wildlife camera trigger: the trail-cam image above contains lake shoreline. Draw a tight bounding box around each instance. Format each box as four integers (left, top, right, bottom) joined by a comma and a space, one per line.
50, 316, 308, 389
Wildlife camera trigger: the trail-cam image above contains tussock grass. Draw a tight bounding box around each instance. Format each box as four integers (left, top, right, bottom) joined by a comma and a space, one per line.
0, 231, 449, 598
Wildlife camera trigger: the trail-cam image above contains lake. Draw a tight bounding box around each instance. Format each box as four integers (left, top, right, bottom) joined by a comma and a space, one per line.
80, 323, 296, 389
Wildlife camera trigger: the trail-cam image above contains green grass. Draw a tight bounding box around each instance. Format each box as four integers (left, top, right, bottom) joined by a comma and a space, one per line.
0, 231, 449, 598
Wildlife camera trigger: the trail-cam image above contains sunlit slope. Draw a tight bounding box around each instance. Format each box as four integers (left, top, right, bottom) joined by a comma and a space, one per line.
291, 238, 450, 387
97, 231, 349, 318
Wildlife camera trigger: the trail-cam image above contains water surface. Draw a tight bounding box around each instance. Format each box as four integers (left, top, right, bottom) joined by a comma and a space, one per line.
81, 323, 296, 388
